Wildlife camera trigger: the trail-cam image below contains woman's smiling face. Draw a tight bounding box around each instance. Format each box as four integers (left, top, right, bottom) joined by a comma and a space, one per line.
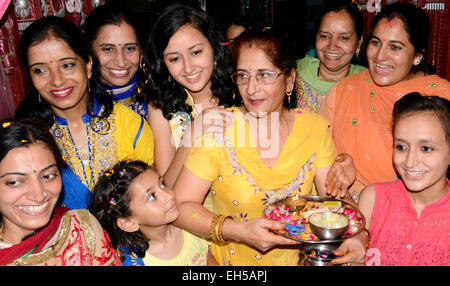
394, 111, 450, 194
0, 142, 61, 243
27, 36, 92, 115
163, 24, 215, 97
366, 17, 422, 86
92, 21, 142, 87
315, 9, 361, 74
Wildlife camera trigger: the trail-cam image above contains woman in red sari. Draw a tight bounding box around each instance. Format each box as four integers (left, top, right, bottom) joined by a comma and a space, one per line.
0, 119, 121, 266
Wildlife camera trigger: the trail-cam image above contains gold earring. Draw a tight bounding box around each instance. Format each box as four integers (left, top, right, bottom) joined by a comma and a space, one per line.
168, 75, 171, 82
286, 90, 292, 103
87, 80, 91, 94
214, 60, 217, 69
38, 93, 41, 103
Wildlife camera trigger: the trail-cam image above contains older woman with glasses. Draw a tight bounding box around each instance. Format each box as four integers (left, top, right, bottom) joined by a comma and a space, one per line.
172, 29, 356, 266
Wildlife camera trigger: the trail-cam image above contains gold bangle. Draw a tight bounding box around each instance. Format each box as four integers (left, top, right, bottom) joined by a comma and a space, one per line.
209, 214, 222, 242
213, 217, 222, 243
213, 215, 226, 243
363, 228, 371, 248
216, 215, 229, 243
209, 214, 233, 244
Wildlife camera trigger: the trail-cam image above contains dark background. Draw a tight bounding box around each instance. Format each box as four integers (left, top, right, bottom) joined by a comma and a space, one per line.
108, 0, 327, 59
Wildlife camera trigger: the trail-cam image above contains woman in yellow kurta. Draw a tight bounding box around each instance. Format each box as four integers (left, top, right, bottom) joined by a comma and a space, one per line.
173, 29, 355, 266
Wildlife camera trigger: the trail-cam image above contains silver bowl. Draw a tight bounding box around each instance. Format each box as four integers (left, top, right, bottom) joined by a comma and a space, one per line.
308, 212, 349, 240
298, 243, 338, 266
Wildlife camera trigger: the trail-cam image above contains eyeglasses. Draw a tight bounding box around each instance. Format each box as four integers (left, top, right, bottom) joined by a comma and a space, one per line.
231, 71, 284, 85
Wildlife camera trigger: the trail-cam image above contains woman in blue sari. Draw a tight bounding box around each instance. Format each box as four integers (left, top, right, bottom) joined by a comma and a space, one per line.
15, 16, 154, 209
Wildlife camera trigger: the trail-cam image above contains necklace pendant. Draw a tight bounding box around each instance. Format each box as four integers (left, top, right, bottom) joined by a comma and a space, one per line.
92, 120, 105, 133
53, 127, 64, 139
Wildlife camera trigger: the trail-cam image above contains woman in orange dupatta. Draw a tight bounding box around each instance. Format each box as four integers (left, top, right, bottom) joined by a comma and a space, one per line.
319, 3, 450, 202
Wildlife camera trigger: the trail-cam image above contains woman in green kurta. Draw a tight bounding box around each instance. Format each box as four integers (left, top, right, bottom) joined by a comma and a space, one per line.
296, 1, 365, 112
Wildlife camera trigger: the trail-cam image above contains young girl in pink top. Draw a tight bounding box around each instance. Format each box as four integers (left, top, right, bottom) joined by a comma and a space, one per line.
332, 92, 450, 266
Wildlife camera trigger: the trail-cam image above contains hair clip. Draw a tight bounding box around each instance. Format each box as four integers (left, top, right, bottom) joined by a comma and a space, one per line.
104, 169, 114, 177
2, 122, 11, 128
119, 169, 127, 177
220, 42, 230, 46
109, 197, 117, 206
21, 139, 28, 143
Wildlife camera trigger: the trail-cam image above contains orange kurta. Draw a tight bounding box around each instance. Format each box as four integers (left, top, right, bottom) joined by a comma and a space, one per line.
319, 69, 450, 201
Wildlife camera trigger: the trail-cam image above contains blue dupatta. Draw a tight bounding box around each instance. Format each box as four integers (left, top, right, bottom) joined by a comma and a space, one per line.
104, 74, 148, 120
60, 163, 93, 209
120, 247, 145, 266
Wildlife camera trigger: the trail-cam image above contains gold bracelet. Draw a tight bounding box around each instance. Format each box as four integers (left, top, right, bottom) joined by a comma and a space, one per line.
213, 215, 225, 243
218, 215, 233, 244
209, 214, 222, 242
363, 228, 371, 248
215, 215, 228, 243
209, 214, 233, 244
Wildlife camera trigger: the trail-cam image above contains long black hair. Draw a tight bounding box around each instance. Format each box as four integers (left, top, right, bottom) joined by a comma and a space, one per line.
15, 16, 113, 128
89, 160, 150, 261
83, 4, 150, 105
145, 3, 238, 120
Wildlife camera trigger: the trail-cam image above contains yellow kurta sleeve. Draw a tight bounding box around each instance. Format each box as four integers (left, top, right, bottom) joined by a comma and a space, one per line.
314, 118, 337, 169
114, 103, 155, 166
184, 134, 223, 182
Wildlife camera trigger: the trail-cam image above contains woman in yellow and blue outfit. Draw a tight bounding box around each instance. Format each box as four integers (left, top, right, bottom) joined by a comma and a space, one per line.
83, 4, 150, 121
15, 16, 154, 210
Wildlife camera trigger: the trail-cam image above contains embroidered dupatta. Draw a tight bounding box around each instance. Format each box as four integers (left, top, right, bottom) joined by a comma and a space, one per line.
320, 69, 450, 194
218, 107, 336, 191
104, 74, 148, 120
0, 207, 69, 266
